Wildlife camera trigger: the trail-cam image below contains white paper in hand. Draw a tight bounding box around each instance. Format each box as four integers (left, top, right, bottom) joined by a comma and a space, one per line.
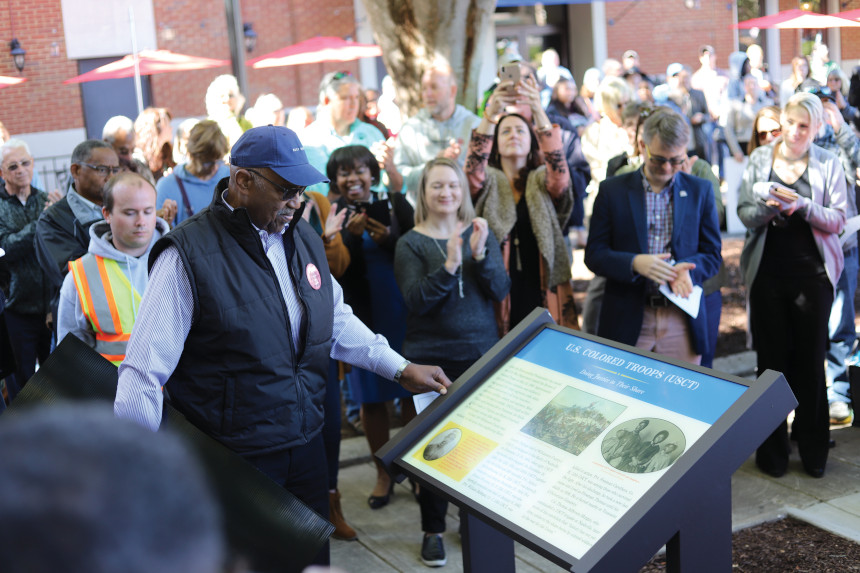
841, 215, 860, 246
658, 283, 703, 318
413, 391, 441, 414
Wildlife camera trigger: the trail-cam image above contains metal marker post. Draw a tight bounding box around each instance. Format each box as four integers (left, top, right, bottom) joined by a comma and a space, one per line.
129, 6, 144, 116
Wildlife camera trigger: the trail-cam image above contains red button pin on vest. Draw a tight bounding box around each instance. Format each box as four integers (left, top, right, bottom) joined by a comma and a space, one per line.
306, 263, 322, 290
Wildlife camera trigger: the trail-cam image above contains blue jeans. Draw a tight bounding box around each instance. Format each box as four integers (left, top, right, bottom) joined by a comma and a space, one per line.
827, 246, 858, 405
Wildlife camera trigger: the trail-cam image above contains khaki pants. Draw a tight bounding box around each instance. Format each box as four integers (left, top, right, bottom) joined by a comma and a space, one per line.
635, 305, 701, 365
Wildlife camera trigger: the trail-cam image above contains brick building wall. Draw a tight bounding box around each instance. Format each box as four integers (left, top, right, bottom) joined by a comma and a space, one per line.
604, 0, 736, 79
0, 0, 362, 138
775, 0, 860, 66
835, 0, 860, 61
778, 0, 807, 65
0, 0, 82, 135
150, 0, 362, 119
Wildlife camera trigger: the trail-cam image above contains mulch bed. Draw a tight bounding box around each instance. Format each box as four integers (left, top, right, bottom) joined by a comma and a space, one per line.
639, 517, 860, 572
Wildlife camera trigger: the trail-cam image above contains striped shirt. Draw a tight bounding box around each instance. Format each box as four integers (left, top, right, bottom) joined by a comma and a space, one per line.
114, 194, 403, 432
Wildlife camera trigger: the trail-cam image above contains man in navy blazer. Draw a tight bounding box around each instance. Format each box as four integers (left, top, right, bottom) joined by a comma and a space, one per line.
585, 108, 721, 364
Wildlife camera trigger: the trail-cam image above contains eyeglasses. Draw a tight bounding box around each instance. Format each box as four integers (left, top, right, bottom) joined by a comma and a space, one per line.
246, 168, 305, 201
81, 163, 121, 176
645, 144, 687, 167
3, 159, 32, 172
757, 128, 781, 139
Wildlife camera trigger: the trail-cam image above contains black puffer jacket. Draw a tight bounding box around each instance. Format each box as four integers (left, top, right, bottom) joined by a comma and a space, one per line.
0, 182, 51, 315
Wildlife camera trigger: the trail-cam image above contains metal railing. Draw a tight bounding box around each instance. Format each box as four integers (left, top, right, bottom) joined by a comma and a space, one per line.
33, 155, 72, 194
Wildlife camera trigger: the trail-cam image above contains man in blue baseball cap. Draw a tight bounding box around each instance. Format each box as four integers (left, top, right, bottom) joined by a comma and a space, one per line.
115, 125, 452, 566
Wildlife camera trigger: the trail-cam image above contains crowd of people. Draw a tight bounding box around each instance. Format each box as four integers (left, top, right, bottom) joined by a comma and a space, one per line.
0, 40, 859, 570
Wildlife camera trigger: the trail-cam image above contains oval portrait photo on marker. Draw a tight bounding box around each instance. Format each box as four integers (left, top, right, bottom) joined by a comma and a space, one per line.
601, 417, 686, 474
423, 428, 462, 461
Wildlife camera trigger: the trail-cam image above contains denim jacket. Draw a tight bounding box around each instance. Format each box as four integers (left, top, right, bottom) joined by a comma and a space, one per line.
737, 140, 847, 291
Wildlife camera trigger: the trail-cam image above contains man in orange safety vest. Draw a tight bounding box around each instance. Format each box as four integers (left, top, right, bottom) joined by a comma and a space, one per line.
57, 172, 168, 365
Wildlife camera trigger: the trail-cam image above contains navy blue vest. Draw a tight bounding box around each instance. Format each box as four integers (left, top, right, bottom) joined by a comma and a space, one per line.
150, 189, 333, 455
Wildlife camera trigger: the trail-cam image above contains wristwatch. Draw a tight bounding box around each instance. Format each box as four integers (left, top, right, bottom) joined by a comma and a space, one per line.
393, 360, 411, 383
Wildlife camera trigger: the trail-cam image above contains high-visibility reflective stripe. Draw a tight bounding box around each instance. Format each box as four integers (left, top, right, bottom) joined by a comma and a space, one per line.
96, 332, 131, 343
69, 254, 142, 364
101, 353, 125, 366
96, 256, 124, 335
69, 258, 104, 334
101, 258, 141, 334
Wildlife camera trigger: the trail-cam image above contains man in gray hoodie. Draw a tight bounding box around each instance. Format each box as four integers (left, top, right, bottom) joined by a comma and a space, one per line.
57, 172, 168, 364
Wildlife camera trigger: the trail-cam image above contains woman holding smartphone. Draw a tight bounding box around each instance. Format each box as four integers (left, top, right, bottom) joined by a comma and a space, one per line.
326, 145, 415, 509
466, 71, 576, 334
738, 92, 848, 479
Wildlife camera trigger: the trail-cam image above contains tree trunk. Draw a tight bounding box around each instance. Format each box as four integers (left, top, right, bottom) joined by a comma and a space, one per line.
360, 0, 497, 118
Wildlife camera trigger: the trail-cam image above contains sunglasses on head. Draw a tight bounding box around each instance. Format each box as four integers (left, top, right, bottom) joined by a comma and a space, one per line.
325, 70, 353, 89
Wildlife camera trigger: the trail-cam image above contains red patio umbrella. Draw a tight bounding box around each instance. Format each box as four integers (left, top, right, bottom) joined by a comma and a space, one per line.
736, 8, 860, 29
0, 76, 26, 89
832, 8, 860, 21
62, 50, 229, 84
247, 36, 382, 69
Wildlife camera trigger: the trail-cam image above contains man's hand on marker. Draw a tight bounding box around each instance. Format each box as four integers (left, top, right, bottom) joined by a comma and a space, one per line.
398, 363, 452, 395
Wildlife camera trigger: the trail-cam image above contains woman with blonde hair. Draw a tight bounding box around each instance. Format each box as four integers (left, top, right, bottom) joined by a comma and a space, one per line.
395, 157, 509, 564
738, 92, 848, 478
582, 76, 634, 189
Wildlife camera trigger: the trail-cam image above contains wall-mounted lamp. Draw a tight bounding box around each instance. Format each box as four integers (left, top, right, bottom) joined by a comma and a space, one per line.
9, 38, 25, 72
243, 23, 257, 53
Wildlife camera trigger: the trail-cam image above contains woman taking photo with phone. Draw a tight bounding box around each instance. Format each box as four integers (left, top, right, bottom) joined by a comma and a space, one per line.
394, 157, 509, 565
466, 71, 576, 334
738, 92, 848, 479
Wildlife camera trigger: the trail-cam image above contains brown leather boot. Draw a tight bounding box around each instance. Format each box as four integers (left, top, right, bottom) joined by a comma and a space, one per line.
329, 489, 357, 541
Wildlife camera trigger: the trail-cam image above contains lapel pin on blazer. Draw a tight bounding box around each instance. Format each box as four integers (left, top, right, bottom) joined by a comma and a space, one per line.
679, 190, 688, 198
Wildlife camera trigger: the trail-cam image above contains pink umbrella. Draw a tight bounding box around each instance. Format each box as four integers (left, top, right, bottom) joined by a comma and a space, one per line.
0, 76, 26, 89
832, 8, 860, 20
736, 8, 860, 29
248, 36, 382, 69
63, 50, 229, 84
